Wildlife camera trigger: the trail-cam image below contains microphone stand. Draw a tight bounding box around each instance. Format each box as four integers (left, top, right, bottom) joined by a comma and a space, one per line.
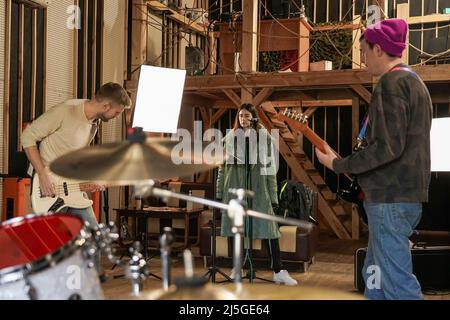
242, 124, 273, 284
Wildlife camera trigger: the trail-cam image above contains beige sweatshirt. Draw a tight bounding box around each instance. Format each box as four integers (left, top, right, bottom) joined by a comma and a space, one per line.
22, 99, 99, 175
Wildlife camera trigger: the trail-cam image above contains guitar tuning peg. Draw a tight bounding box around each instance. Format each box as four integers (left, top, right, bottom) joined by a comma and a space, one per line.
302, 114, 308, 123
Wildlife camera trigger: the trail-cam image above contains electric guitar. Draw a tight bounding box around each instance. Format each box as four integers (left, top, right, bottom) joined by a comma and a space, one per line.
31, 168, 100, 214
277, 109, 368, 224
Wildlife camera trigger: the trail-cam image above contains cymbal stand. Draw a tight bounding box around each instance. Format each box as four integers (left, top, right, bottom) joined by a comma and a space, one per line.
160, 227, 174, 291
126, 242, 149, 296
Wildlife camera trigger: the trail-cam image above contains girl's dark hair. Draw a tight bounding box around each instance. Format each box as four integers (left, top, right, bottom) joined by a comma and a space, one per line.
233, 103, 259, 130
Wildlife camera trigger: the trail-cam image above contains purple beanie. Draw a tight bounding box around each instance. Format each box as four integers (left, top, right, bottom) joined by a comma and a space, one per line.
362, 19, 408, 57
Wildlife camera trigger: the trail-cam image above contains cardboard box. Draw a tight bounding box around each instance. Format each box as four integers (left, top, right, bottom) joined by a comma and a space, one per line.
309, 60, 333, 71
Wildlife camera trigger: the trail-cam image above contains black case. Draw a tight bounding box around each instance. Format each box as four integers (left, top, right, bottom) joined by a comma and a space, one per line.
354, 246, 450, 292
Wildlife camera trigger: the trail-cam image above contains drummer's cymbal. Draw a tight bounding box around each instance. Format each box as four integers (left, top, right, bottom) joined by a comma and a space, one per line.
223, 283, 365, 300
50, 138, 223, 184
120, 284, 238, 300
117, 283, 364, 300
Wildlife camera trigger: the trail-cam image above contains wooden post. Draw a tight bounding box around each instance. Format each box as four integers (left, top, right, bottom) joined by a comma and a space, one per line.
126, 0, 147, 126
131, 0, 147, 81
352, 15, 362, 69
298, 21, 310, 72
240, 0, 258, 104
397, 3, 409, 65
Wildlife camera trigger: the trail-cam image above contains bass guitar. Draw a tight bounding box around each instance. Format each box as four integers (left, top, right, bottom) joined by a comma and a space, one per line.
31, 168, 101, 214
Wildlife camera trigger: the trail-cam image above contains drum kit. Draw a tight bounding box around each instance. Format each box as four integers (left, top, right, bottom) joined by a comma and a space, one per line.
0, 129, 363, 300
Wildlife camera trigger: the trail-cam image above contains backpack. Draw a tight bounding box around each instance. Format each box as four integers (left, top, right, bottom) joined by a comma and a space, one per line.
276, 180, 317, 224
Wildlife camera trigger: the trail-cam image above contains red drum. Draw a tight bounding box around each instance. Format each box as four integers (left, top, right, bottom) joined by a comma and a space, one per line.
0, 213, 104, 300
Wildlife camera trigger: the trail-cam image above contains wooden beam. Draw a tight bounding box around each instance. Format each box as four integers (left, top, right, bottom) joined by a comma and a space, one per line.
131, 0, 147, 81
270, 99, 353, 108
3, 0, 11, 173
314, 23, 360, 31
83, 0, 88, 97
352, 15, 362, 69
407, 13, 450, 24
73, 0, 79, 98
211, 109, 227, 125
241, 0, 257, 71
241, 0, 257, 104
31, 9, 37, 120
181, 93, 215, 108
298, 18, 310, 72
222, 89, 241, 108
350, 85, 372, 104
146, 0, 207, 34
397, 3, 409, 65
185, 69, 374, 91
18, 4, 24, 151
194, 92, 222, 101
126, 65, 450, 93
198, 107, 211, 128
252, 88, 274, 108
413, 65, 450, 83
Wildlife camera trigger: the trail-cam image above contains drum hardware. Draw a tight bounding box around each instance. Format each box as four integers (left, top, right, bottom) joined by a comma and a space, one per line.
160, 227, 174, 291
24, 277, 37, 300
82, 222, 121, 279
134, 182, 314, 292
126, 242, 149, 296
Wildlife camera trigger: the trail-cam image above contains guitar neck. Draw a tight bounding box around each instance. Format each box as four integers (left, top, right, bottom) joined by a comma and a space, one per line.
303, 127, 342, 160
278, 113, 343, 160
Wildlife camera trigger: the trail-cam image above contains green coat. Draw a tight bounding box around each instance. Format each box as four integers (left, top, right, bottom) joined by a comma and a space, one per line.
216, 126, 281, 239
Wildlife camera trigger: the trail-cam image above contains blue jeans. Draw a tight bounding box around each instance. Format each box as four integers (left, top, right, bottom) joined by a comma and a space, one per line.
362, 202, 423, 300
62, 206, 98, 230
60, 206, 102, 274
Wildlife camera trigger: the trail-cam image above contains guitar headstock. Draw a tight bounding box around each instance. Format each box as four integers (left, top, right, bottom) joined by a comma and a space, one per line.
282, 109, 308, 124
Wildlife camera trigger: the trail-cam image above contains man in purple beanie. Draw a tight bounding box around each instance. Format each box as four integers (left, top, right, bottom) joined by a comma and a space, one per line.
316, 19, 433, 300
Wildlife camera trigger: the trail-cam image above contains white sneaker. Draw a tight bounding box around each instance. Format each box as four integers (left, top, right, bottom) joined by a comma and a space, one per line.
273, 270, 298, 286
229, 268, 243, 280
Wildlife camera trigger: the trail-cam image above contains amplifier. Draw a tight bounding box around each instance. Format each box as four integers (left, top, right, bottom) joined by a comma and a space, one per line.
355, 246, 450, 292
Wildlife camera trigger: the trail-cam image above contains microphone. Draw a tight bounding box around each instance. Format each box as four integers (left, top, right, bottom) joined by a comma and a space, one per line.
251, 118, 259, 128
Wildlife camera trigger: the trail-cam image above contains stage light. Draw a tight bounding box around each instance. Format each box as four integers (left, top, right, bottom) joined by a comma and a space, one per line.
132, 65, 186, 133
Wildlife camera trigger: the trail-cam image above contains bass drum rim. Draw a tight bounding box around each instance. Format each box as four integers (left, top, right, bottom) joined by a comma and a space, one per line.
0, 212, 88, 286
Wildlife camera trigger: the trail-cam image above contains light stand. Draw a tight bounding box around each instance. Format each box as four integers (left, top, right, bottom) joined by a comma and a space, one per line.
160, 227, 174, 290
